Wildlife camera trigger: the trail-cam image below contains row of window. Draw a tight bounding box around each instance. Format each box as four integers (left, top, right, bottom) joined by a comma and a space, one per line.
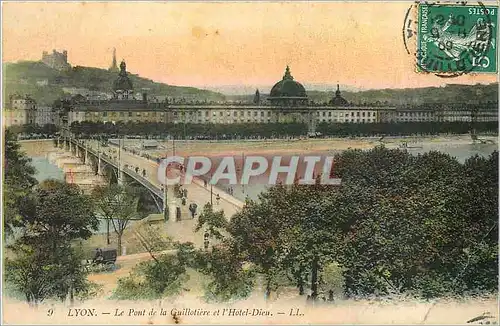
320, 118, 377, 123
173, 118, 274, 124
83, 110, 383, 119
79, 110, 496, 122
397, 118, 434, 122
94, 112, 166, 117
397, 112, 433, 116
318, 111, 376, 118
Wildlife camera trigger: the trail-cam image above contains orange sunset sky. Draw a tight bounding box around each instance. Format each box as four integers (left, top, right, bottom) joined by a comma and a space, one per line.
2, 1, 498, 91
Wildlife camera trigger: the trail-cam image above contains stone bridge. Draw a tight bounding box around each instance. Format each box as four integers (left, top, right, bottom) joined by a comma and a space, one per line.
55, 137, 244, 221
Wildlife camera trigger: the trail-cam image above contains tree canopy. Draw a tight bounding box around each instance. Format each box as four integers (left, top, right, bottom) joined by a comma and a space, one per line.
226, 147, 498, 299
5, 180, 99, 305
69, 120, 497, 139
4, 129, 38, 231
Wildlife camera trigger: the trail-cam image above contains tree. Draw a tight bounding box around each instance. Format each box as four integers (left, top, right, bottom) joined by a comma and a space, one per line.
113, 248, 190, 300
3, 129, 38, 232
195, 242, 256, 303
41, 123, 59, 136
92, 184, 144, 255
229, 189, 292, 299
195, 203, 229, 241
228, 178, 343, 301
5, 180, 99, 305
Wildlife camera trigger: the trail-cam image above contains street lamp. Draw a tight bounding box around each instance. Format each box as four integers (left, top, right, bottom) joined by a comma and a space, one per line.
210, 172, 213, 206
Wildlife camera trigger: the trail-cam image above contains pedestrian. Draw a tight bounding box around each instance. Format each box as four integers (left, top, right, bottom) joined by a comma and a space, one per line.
189, 203, 197, 218
181, 197, 186, 206
176, 206, 181, 221
183, 188, 188, 198
216, 193, 220, 205
204, 179, 207, 187
142, 169, 146, 177
93, 248, 103, 264
135, 167, 139, 173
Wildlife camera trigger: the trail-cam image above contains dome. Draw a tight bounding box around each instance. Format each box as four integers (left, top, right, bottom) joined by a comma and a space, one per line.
113, 60, 133, 91
329, 84, 348, 106
269, 66, 307, 98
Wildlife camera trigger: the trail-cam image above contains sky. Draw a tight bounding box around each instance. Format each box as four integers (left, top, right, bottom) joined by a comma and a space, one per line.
2, 1, 498, 90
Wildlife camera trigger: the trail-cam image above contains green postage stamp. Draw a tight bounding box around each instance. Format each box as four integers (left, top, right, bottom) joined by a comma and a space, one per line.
417, 3, 497, 74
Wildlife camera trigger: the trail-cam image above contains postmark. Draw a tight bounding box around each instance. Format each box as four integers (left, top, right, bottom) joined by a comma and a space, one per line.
416, 2, 497, 76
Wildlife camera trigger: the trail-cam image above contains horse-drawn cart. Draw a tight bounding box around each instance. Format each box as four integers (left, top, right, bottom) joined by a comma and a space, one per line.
83, 248, 118, 273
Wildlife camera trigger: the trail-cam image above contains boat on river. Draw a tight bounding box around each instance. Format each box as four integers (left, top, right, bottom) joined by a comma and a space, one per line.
399, 141, 423, 149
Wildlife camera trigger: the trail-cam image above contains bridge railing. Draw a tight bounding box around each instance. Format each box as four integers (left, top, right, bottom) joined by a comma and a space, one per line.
71, 138, 244, 209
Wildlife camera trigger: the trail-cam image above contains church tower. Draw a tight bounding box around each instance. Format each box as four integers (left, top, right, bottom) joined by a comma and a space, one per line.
253, 89, 261, 104
109, 48, 118, 72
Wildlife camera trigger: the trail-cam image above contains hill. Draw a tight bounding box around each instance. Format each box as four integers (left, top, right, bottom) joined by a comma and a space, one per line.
3, 61, 226, 106
307, 83, 499, 105
227, 83, 498, 105
3, 61, 497, 107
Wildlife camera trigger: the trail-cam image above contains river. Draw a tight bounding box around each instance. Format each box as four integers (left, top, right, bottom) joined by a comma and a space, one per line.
218, 142, 498, 202
28, 141, 497, 207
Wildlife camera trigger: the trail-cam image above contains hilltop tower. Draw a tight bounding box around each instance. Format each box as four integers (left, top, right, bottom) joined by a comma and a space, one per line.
109, 48, 119, 72
41, 49, 71, 71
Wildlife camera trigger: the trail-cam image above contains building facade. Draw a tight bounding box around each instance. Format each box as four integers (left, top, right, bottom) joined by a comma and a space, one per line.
3, 95, 37, 127
56, 62, 498, 130
35, 106, 55, 126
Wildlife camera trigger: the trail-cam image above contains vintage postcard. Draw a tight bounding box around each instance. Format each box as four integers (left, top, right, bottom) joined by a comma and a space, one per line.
1, 1, 499, 325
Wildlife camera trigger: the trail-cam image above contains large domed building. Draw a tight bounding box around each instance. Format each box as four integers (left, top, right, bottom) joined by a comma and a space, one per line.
268, 66, 308, 106
62, 61, 465, 134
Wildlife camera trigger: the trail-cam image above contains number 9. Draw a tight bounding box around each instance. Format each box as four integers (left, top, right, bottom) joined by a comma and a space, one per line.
47, 309, 54, 316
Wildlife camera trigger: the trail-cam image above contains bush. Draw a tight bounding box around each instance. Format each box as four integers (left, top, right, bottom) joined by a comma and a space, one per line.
112, 254, 188, 300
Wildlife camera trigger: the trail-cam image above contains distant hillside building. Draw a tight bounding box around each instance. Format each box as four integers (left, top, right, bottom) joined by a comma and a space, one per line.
62, 87, 113, 100
3, 95, 37, 127
41, 49, 71, 71
36, 79, 49, 86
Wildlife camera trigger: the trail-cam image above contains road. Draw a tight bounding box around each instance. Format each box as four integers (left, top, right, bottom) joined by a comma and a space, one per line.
84, 139, 243, 219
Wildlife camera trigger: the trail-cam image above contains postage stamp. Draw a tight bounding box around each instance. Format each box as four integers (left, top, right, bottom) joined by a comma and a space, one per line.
416, 2, 497, 75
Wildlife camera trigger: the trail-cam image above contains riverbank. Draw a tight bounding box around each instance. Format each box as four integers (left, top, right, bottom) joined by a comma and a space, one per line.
19, 135, 498, 158
132, 134, 498, 157
18, 139, 55, 157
